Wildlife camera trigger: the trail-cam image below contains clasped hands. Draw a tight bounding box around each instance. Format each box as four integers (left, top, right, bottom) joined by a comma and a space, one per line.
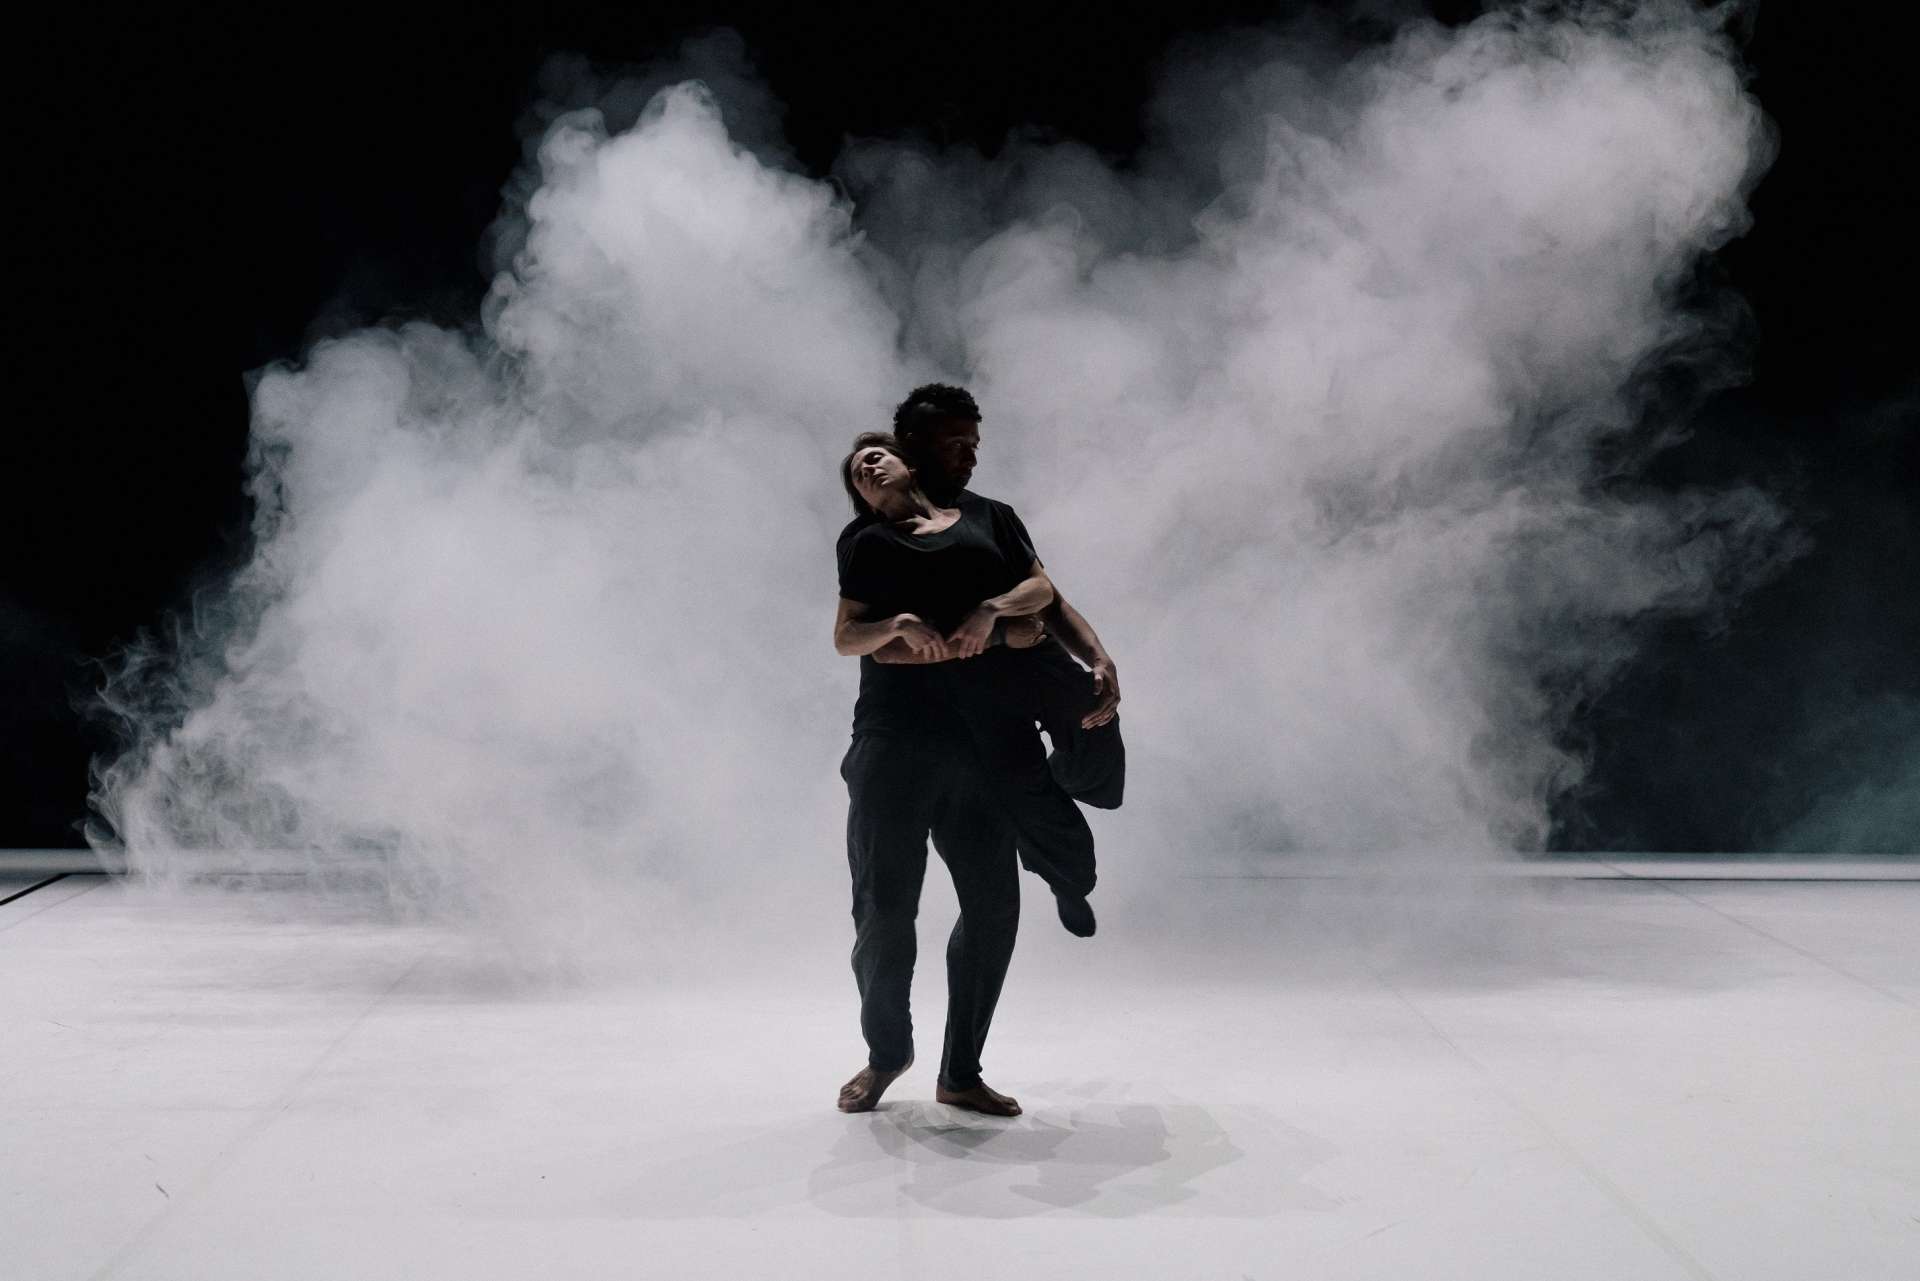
891, 608, 1045, 662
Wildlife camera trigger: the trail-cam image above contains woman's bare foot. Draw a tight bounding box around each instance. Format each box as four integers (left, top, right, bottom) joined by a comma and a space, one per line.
934, 1081, 1022, 1116
837, 1058, 911, 1113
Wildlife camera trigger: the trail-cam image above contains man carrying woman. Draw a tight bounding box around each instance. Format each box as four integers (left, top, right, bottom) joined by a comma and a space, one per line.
830, 386, 1124, 1116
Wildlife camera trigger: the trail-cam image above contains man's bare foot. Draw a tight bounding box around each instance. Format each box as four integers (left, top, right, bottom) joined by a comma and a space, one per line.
837, 1058, 911, 1113
934, 1081, 1022, 1116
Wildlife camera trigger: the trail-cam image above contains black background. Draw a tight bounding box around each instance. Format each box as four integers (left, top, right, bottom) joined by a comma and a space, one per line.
6, 1, 1915, 850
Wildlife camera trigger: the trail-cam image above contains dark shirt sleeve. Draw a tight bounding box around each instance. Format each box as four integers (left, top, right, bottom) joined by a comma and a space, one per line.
835, 513, 873, 562
837, 527, 888, 606
988, 500, 1042, 572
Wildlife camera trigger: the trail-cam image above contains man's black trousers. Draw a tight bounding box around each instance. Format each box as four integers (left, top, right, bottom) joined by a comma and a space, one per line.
842, 733, 1022, 1092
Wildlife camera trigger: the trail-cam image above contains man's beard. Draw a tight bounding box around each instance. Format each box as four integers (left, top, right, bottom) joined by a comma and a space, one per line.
909, 453, 967, 504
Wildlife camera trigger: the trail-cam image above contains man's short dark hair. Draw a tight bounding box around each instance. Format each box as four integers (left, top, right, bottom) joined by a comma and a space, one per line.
892, 384, 980, 443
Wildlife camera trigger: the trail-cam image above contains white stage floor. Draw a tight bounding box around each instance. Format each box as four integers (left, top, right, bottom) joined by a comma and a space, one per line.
4, 861, 1915, 1280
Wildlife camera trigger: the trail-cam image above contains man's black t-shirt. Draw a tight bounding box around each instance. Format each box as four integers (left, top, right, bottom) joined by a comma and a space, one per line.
836, 491, 1040, 736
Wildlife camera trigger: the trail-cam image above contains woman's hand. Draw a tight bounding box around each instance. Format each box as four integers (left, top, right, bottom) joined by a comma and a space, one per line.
892, 614, 952, 661
947, 606, 999, 659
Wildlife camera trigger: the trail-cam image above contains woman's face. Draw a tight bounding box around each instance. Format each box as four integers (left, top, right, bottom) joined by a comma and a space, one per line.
848, 446, 912, 509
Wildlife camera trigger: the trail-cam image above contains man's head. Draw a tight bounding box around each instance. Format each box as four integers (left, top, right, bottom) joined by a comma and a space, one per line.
892, 384, 981, 501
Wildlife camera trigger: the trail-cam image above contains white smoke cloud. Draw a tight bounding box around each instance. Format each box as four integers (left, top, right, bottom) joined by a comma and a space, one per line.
848, 5, 1783, 853
92, 3, 1788, 972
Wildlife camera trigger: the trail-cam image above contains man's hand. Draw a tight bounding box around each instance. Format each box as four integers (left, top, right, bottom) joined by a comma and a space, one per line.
1003, 616, 1046, 649
1082, 658, 1120, 729
894, 614, 952, 661
947, 606, 998, 659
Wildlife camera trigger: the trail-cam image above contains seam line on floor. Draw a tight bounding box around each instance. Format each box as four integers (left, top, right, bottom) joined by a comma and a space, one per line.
0, 874, 108, 934
1373, 969, 1720, 1281
87, 952, 430, 1281
0, 872, 68, 906
1609, 865, 1918, 1013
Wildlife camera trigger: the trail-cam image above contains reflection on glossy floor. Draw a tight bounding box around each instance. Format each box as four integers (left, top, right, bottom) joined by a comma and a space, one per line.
4, 860, 1916, 1281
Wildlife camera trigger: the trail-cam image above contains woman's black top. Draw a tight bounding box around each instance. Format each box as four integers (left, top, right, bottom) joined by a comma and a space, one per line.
837, 491, 1040, 737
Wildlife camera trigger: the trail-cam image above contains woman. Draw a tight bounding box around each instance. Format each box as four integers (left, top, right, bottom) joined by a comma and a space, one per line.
835, 433, 1099, 933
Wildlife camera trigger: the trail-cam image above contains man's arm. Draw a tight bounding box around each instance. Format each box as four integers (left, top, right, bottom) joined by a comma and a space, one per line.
946, 566, 1054, 658
871, 638, 943, 664
870, 620, 1041, 662
985, 498, 1121, 726
1042, 591, 1121, 729
873, 568, 1054, 664
870, 618, 1043, 662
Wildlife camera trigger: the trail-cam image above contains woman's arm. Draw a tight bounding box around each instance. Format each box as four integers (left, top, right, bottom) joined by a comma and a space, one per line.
835, 598, 951, 660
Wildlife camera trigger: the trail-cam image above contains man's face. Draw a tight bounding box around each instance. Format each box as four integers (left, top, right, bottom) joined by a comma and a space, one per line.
918, 417, 980, 491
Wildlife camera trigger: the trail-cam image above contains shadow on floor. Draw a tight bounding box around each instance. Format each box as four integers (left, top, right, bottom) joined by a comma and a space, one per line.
806, 1087, 1338, 1218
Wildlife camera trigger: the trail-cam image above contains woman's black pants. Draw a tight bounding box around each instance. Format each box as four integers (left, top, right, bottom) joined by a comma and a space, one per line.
938, 643, 1123, 901
842, 733, 1021, 1093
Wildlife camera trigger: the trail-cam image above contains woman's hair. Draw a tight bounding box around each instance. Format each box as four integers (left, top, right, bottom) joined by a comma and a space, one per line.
841, 431, 908, 517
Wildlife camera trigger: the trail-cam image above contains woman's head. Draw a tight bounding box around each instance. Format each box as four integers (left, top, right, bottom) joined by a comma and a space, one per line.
842, 432, 915, 516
